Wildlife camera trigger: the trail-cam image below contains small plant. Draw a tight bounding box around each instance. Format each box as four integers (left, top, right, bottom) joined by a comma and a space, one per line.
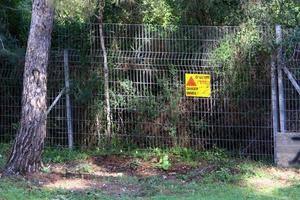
76, 163, 94, 173
156, 154, 171, 171
214, 167, 233, 182
129, 159, 141, 170
41, 166, 51, 174
202, 165, 239, 184
171, 147, 197, 162
199, 147, 229, 162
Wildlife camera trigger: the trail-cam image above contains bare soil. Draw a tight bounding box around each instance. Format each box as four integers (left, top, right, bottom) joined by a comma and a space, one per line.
8, 155, 300, 197
24, 155, 199, 196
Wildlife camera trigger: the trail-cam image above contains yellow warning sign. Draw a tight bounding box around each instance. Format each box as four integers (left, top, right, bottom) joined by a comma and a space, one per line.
185, 74, 211, 97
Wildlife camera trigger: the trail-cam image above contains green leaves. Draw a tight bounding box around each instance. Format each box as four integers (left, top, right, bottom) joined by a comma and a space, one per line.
156, 153, 171, 170
142, 0, 178, 26
55, 0, 96, 23
211, 22, 272, 99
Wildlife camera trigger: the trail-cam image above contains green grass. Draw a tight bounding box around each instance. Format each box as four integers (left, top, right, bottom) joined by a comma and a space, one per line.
0, 179, 114, 200
42, 148, 90, 164
0, 176, 300, 200
41, 146, 232, 165
0, 144, 300, 199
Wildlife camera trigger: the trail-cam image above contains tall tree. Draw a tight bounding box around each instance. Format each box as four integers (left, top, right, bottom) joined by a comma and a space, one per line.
3, 0, 54, 175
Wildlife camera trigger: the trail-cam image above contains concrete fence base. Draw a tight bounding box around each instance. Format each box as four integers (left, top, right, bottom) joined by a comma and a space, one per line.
276, 132, 300, 167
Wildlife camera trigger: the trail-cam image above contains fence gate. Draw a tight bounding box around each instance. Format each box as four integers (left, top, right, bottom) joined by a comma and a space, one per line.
275, 25, 300, 166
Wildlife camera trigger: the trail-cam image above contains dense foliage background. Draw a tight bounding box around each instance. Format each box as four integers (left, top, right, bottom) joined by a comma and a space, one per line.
1, 0, 300, 156
1, 0, 300, 54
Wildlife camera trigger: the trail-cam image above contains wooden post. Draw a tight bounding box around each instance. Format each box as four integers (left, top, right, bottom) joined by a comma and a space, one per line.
276, 25, 286, 133
271, 55, 279, 164
64, 49, 74, 149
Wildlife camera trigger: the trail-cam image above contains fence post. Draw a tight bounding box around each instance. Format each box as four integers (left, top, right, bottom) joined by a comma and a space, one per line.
64, 49, 74, 149
276, 24, 286, 133
271, 55, 279, 164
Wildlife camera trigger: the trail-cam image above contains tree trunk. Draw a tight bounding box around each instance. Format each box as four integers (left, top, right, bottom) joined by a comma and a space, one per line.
3, 0, 54, 175
98, 0, 112, 137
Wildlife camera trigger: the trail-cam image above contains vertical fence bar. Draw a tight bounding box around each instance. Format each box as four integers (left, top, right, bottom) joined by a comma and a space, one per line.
276, 25, 286, 133
64, 49, 73, 149
271, 55, 279, 163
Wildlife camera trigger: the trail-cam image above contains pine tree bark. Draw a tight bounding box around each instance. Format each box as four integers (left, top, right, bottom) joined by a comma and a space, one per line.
3, 0, 54, 175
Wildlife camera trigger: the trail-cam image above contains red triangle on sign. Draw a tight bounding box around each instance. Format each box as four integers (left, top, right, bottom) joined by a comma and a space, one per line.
187, 77, 197, 86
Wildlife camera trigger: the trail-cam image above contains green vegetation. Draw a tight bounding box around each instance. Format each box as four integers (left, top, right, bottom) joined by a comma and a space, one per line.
1, 176, 300, 200
1, 180, 300, 200
155, 153, 171, 170
2, 0, 300, 198
2, 0, 300, 53
2, 0, 300, 152
211, 22, 273, 99
0, 145, 300, 199
40, 145, 229, 165
42, 148, 90, 164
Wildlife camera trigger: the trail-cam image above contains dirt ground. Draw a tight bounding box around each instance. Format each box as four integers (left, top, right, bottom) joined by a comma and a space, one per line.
23, 155, 202, 196
3, 155, 300, 198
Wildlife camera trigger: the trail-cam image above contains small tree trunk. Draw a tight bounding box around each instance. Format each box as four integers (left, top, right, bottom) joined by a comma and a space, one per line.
3, 0, 54, 175
98, 0, 111, 137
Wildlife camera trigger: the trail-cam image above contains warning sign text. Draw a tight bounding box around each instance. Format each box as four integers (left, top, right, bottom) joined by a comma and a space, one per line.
185, 74, 211, 97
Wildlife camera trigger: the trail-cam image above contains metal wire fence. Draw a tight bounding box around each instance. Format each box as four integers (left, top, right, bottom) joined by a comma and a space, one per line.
281, 27, 300, 133
0, 58, 22, 143
1, 23, 276, 160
